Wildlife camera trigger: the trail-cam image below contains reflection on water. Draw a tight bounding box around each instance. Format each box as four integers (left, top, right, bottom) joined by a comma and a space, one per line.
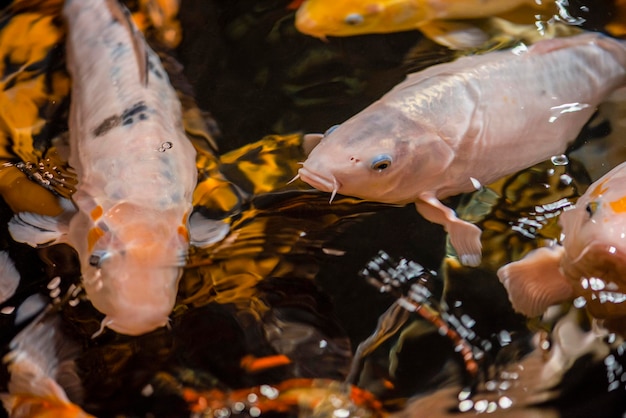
1, 0, 626, 417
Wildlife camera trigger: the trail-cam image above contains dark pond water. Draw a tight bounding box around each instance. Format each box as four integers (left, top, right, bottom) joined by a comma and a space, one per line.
1, 0, 626, 417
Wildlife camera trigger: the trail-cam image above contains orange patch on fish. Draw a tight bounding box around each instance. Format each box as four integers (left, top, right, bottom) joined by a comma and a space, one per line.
90, 205, 103, 220
610, 196, 626, 213
240, 354, 292, 373
87, 227, 105, 252
177, 225, 188, 241
591, 179, 609, 198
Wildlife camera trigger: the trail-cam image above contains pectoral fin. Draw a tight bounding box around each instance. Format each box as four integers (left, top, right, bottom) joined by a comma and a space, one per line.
415, 193, 482, 267
8, 212, 69, 248
497, 246, 574, 317
418, 20, 489, 50
188, 211, 230, 247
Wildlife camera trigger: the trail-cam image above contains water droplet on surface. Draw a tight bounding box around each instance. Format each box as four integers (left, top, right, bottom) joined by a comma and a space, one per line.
498, 396, 513, 409
260, 385, 279, 400
141, 384, 154, 396
334, 409, 350, 418
158, 141, 173, 152
551, 154, 569, 166
458, 399, 473, 412
474, 399, 489, 412
573, 296, 587, 308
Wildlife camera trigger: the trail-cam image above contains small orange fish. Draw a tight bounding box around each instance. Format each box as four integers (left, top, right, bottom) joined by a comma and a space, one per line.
1, 394, 94, 418
294, 0, 551, 39
240, 354, 292, 373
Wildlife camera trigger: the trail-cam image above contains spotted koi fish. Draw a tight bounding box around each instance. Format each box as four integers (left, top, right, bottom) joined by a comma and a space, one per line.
9, 0, 198, 336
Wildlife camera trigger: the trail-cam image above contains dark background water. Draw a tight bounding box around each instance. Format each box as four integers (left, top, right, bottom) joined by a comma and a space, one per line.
1, 0, 626, 416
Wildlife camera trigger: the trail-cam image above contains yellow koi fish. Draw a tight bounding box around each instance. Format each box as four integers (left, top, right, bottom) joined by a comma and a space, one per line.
294, 0, 553, 41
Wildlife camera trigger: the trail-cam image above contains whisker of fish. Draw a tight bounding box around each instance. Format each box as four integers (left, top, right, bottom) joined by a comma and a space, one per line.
329, 177, 338, 204
286, 173, 300, 185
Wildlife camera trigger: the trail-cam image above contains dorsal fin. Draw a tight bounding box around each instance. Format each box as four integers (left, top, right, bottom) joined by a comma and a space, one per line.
105, 0, 149, 86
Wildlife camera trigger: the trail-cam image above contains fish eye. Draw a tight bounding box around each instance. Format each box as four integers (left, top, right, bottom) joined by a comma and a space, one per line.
371, 155, 392, 171
344, 13, 364, 26
586, 201, 598, 218
324, 125, 340, 137
89, 251, 110, 268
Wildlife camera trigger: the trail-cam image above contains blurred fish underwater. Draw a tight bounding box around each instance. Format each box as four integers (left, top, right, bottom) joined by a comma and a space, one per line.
0, 0, 626, 417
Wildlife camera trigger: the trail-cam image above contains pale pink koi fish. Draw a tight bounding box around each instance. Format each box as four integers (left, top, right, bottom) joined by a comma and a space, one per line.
498, 161, 626, 332
299, 33, 626, 267
8, 0, 214, 336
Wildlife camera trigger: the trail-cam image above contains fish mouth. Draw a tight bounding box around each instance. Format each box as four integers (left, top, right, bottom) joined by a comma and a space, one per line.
294, 12, 327, 39
298, 166, 341, 203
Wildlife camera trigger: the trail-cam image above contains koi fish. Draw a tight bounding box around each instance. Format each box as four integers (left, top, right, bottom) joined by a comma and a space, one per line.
294, 0, 552, 44
298, 33, 626, 267
8, 0, 198, 336
0, 251, 20, 304
1, 309, 94, 418
498, 161, 626, 334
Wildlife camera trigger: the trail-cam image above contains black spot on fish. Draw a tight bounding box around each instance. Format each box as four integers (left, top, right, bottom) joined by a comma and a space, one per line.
121, 101, 150, 125
147, 59, 164, 79
92, 115, 121, 137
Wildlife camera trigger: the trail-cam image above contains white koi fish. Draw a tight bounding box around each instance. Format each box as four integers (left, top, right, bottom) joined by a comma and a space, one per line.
498, 161, 626, 333
298, 33, 626, 267
1, 308, 93, 418
9, 0, 197, 335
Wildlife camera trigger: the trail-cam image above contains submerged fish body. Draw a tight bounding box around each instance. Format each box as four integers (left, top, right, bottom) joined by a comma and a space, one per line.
299, 33, 626, 266
294, 0, 543, 39
498, 161, 626, 330
1, 309, 94, 418
60, 0, 197, 335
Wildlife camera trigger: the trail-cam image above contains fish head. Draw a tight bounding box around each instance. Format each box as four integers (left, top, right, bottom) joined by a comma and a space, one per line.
81, 204, 189, 336
294, 0, 424, 38
560, 163, 626, 319
299, 110, 451, 204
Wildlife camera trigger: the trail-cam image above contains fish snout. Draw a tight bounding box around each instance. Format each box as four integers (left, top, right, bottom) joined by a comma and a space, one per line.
298, 166, 338, 193
294, 10, 326, 39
